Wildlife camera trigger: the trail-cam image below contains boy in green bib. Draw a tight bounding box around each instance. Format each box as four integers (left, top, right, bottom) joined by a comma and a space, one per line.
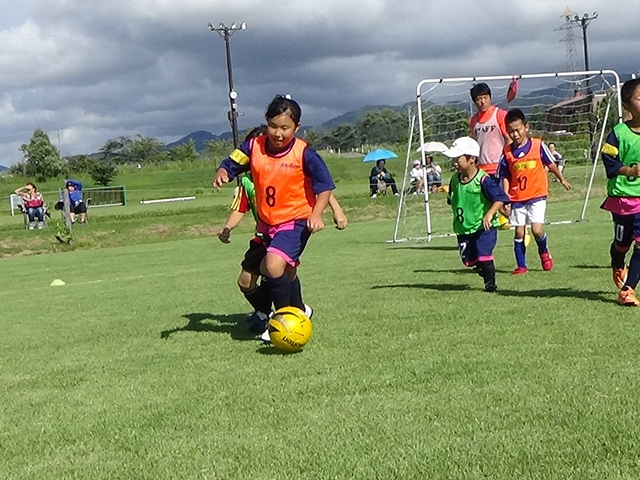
601, 78, 640, 306
444, 137, 510, 292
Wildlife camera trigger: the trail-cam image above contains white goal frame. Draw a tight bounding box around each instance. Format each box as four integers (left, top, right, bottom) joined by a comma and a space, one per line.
392, 69, 623, 243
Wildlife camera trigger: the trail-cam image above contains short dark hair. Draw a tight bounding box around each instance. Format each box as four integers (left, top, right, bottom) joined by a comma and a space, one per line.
505, 108, 527, 125
265, 95, 301, 124
470, 83, 492, 102
621, 78, 640, 105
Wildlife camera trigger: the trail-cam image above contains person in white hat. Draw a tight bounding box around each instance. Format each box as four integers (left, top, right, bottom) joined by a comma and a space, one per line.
443, 137, 510, 292
409, 159, 425, 194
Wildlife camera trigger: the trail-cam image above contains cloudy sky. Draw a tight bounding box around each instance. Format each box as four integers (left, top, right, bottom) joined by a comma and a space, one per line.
1, 0, 638, 166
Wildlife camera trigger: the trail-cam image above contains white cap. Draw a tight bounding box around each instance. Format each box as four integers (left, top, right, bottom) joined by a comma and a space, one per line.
442, 136, 480, 158
412, 160, 421, 166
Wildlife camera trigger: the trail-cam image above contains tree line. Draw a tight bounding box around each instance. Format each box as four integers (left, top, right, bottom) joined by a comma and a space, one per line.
11, 106, 471, 184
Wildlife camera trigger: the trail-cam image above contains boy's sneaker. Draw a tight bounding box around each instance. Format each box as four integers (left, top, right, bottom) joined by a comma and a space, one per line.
613, 266, 628, 290
512, 267, 528, 275
370, 194, 377, 199
304, 304, 314, 319
617, 287, 639, 307
261, 328, 271, 344
248, 311, 269, 333
484, 282, 498, 293
540, 252, 554, 271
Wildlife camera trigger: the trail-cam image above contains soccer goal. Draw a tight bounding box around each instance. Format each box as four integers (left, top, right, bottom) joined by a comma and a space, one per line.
391, 69, 623, 243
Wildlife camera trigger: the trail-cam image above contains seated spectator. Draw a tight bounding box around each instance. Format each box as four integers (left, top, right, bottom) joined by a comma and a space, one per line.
369, 159, 399, 198
55, 179, 87, 224
15, 183, 45, 229
548, 142, 565, 177
409, 160, 425, 194
425, 155, 443, 192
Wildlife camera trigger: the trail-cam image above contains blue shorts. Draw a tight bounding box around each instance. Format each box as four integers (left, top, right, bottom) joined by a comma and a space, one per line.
611, 212, 640, 247
257, 219, 311, 267
456, 227, 497, 266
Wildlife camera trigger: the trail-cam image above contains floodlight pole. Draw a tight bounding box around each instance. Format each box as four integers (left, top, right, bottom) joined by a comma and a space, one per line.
208, 22, 246, 149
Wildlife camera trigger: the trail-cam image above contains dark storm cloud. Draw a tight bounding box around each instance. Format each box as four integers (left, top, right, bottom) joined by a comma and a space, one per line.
1, 0, 638, 165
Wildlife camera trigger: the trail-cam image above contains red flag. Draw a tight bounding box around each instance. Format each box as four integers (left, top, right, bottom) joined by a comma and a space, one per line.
507, 76, 519, 103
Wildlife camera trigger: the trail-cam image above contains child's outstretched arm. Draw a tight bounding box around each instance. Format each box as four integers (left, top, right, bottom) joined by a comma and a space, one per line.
328, 193, 348, 230
218, 210, 246, 243
308, 191, 332, 233
483, 201, 504, 230
547, 161, 571, 190
481, 175, 510, 230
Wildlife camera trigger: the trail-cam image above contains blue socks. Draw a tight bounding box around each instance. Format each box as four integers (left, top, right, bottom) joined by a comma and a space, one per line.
535, 234, 549, 255
625, 247, 640, 290
514, 239, 527, 268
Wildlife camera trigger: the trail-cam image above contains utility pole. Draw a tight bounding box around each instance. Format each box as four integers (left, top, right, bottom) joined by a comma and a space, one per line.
568, 12, 598, 82
208, 22, 246, 149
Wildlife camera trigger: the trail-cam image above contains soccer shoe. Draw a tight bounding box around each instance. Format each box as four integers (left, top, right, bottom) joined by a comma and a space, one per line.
540, 252, 554, 271
484, 282, 498, 293
512, 267, 528, 275
248, 311, 269, 334
370, 194, 377, 199
612, 267, 628, 290
304, 304, 314, 319
617, 288, 640, 307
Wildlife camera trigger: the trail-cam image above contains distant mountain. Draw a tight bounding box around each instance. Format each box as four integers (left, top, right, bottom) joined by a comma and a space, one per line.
319, 104, 410, 131
165, 130, 229, 151
0, 164, 8, 172
165, 104, 408, 152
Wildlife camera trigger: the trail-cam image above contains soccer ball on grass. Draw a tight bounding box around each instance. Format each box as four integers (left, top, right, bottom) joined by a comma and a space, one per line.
267, 306, 313, 353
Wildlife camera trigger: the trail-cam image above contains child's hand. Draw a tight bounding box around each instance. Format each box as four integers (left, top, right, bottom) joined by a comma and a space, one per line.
213, 169, 229, 190
482, 213, 493, 230
307, 214, 325, 234
500, 204, 511, 218
333, 211, 348, 230
218, 227, 231, 243
560, 179, 572, 191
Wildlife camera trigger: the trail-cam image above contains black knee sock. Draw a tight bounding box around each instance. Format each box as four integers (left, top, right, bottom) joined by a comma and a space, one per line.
610, 242, 628, 269
477, 260, 496, 288
624, 247, 640, 290
243, 279, 271, 314
290, 277, 305, 311
267, 274, 292, 311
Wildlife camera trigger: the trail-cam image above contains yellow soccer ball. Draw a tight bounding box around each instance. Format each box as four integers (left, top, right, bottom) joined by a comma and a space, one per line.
497, 214, 511, 230
267, 306, 313, 353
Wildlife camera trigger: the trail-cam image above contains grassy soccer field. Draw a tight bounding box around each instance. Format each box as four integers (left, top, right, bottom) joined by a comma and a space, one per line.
2, 209, 640, 478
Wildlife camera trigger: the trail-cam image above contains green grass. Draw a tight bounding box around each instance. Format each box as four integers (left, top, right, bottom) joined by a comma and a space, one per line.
2, 214, 640, 479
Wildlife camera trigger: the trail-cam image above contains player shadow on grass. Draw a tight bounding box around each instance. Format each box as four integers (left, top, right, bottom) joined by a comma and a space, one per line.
496, 288, 612, 303
372, 283, 473, 291
160, 313, 258, 341
571, 264, 609, 270
388, 245, 459, 251
413, 267, 511, 275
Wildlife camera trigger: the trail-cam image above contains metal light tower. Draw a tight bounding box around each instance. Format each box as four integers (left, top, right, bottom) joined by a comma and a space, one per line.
208, 22, 246, 148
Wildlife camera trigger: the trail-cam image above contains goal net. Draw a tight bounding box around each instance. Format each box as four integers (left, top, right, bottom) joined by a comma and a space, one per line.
391, 70, 623, 243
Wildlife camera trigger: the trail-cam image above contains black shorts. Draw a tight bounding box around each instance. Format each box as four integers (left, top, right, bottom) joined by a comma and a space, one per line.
71, 202, 87, 214
240, 238, 267, 275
